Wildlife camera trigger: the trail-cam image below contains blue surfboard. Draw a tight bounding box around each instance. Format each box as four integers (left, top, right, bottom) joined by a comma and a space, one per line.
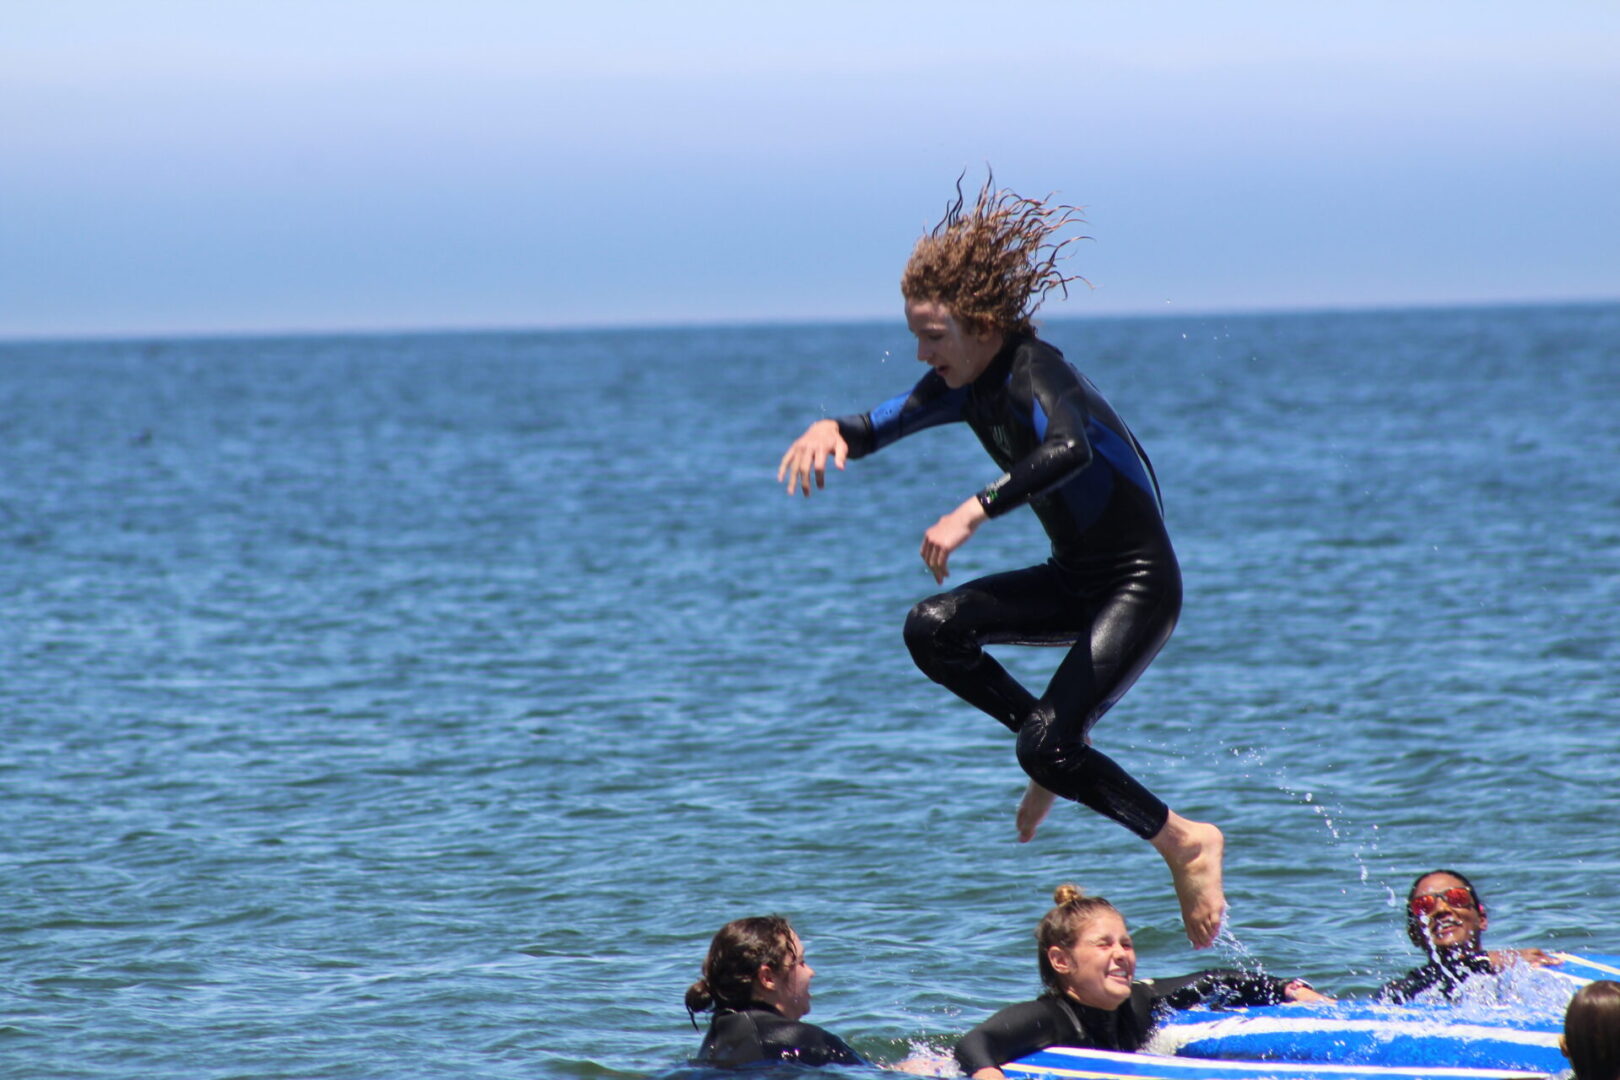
1546, 950, 1620, 984
1004, 1044, 1541, 1080
1154, 1003, 1562, 1073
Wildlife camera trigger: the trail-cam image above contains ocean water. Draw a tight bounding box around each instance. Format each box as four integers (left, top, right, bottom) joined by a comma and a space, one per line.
1, 302, 1616, 1079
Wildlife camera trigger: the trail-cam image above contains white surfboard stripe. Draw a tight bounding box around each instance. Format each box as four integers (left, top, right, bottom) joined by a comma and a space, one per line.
1551, 951, 1620, 978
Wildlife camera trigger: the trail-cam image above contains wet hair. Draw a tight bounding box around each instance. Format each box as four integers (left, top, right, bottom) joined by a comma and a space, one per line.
1404, 868, 1488, 953
684, 915, 800, 1022
1564, 981, 1620, 1080
1035, 883, 1122, 993
900, 172, 1088, 338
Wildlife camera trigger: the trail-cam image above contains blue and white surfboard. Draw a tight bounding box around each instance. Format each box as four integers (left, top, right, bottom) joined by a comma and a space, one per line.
1004, 1044, 1542, 1080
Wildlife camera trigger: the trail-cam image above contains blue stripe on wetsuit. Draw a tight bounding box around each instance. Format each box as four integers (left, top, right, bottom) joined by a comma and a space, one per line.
867, 384, 967, 452
1014, 383, 1158, 514
870, 391, 910, 433
1087, 418, 1159, 507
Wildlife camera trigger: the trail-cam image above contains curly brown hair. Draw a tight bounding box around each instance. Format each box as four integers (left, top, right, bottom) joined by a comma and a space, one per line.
901, 173, 1088, 337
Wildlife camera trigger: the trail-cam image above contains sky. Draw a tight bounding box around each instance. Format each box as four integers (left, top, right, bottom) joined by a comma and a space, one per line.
2, 1, 1617, 340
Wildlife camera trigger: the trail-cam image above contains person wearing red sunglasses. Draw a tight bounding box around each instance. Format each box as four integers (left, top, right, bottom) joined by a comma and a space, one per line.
1378, 868, 1560, 1002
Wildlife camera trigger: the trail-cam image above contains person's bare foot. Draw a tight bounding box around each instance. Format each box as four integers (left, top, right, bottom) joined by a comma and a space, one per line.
1015, 781, 1057, 842
1151, 814, 1226, 949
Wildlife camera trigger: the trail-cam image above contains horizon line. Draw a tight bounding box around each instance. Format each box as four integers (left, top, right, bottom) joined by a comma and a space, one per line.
2, 294, 1615, 348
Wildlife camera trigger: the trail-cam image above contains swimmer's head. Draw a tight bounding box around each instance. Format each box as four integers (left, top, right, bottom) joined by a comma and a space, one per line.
684, 915, 811, 1021
1405, 869, 1488, 956
1035, 883, 1131, 1000
901, 173, 1087, 338
1561, 980, 1620, 1080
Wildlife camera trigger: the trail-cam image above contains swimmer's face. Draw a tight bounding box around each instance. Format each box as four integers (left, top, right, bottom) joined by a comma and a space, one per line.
758, 931, 815, 1022
1410, 873, 1486, 954
1048, 910, 1135, 1010
906, 298, 1002, 389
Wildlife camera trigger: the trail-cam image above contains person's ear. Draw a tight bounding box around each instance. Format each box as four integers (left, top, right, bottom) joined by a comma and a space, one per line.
1047, 945, 1073, 975
1559, 1033, 1569, 1060
755, 963, 779, 992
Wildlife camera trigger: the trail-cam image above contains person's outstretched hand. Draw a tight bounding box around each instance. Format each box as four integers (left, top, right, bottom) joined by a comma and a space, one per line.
778, 419, 848, 496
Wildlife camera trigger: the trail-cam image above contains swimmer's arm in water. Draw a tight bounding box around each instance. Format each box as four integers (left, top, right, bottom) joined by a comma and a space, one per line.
921, 495, 988, 583
1487, 948, 1562, 969
1283, 979, 1333, 1003
1151, 969, 1330, 1009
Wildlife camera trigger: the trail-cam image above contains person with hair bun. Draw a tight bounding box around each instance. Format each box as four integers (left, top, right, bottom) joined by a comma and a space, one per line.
1378, 868, 1559, 1003
685, 915, 865, 1068
954, 884, 1326, 1078
1562, 980, 1620, 1080
778, 175, 1226, 949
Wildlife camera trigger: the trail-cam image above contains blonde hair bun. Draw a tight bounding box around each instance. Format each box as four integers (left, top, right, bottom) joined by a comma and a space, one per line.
1052, 883, 1085, 906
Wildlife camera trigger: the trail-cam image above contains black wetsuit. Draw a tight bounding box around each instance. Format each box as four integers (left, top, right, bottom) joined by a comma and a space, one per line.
1378, 952, 1496, 1003
954, 969, 1293, 1073
836, 333, 1181, 839
694, 1004, 866, 1068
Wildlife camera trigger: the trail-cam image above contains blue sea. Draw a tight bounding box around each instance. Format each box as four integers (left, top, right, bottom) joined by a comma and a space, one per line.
2, 303, 1617, 1079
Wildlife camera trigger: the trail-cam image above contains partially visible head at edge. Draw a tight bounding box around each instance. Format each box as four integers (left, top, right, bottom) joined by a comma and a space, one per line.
1562, 980, 1620, 1080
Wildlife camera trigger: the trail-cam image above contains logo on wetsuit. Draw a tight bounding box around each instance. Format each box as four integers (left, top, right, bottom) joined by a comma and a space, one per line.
981, 473, 1012, 506
988, 422, 1019, 464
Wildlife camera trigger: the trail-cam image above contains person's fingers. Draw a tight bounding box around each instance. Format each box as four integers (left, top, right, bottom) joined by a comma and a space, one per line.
789, 448, 814, 496
780, 439, 811, 493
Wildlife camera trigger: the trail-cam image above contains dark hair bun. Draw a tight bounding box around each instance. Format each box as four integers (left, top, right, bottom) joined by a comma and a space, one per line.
684, 978, 715, 1014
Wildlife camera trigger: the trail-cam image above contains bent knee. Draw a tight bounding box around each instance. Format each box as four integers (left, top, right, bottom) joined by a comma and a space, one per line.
1016, 706, 1090, 778
1015, 707, 1059, 768
902, 593, 960, 652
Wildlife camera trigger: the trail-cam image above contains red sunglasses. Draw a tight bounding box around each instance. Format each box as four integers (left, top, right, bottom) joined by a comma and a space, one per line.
1409, 886, 1476, 918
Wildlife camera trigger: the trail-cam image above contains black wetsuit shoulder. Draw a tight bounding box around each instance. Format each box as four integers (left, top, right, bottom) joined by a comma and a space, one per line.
695, 1005, 865, 1068
1378, 952, 1495, 1003
954, 970, 1290, 1074
836, 334, 1168, 562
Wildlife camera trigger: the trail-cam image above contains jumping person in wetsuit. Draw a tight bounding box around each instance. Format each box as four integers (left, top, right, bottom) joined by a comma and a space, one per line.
685, 915, 865, 1068
956, 884, 1325, 1078
777, 177, 1225, 948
